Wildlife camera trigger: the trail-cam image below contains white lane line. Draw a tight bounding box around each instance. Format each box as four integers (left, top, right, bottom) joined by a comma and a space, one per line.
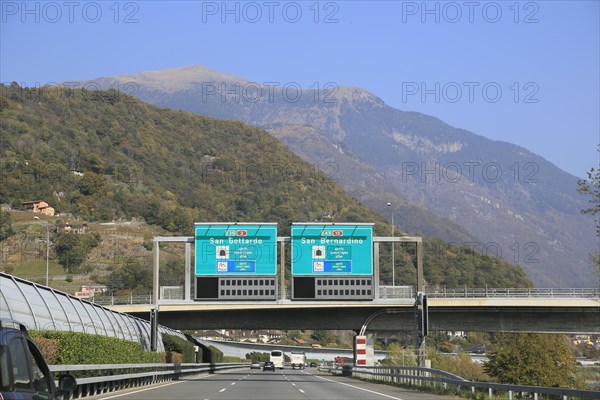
96, 380, 183, 399
231, 382, 236, 385
219, 388, 227, 393
299, 389, 305, 394
291, 383, 296, 386
314, 375, 406, 400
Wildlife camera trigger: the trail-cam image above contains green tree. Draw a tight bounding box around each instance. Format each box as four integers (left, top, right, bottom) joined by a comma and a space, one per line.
0, 210, 14, 241
577, 150, 600, 280
55, 234, 87, 273
380, 342, 417, 366
77, 171, 107, 195
54, 233, 101, 273
311, 330, 336, 345
108, 258, 152, 294
484, 333, 579, 387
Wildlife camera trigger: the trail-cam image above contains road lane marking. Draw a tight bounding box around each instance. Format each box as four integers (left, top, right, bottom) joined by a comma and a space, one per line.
231, 382, 236, 385
291, 383, 296, 386
219, 388, 227, 392
89, 369, 251, 399
95, 379, 184, 399
299, 389, 305, 393
314, 375, 406, 400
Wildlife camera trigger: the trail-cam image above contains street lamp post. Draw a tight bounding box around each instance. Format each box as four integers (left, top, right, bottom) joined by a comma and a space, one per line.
34, 216, 49, 286
387, 202, 395, 287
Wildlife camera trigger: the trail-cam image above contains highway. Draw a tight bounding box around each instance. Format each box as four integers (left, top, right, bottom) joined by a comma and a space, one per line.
89, 367, 455, 400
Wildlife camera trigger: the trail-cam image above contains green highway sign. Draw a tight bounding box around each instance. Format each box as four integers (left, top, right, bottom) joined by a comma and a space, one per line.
194, 223, 277, 276
291, 223, 373, 275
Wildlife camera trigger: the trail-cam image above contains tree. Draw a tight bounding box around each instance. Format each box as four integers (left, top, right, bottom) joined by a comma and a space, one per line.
484, 333, 579, 387
77, 171, 107, 196
311, 330, 336, 345
381, 342, 417, 366
577, 148, 600, 280
108, 258, 152, 294
0, 210, 14, 241
55, 234, 87, 273
54, 232, 101, 273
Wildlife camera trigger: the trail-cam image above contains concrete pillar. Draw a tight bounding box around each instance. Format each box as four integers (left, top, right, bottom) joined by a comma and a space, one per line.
184, 242, 191, 301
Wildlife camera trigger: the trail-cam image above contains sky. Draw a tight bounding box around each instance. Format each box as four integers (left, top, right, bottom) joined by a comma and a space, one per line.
1, 0, 598, 178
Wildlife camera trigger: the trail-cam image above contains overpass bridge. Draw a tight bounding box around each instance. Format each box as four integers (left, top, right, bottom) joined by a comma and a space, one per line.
106, 287, 600, 334
105, 234, 599, 335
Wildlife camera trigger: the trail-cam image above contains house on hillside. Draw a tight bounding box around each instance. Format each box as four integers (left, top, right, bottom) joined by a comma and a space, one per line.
197, 330, 230, 340
63, 223, 89, 234
21, 200, 55, 216
74, 285, 108, 299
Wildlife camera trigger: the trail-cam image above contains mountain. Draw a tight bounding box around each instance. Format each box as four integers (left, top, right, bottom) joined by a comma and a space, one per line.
80, 65, 597, 287
86, 67, 477, 244
0, 83, 533, 289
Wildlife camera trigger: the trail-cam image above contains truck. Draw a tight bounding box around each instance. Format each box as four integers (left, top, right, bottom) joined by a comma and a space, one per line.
290, 351, 306, 369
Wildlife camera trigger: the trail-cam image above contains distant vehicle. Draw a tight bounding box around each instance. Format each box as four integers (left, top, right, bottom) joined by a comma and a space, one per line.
263, 361, 275, 371
290, 352, 306, 370
250, 361, 261, 369
0, 319, 77, 400
270, 350, 285, 369
309, 362, 317, 367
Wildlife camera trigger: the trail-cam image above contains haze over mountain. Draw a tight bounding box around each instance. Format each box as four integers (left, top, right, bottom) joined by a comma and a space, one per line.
81, 65, 596, 287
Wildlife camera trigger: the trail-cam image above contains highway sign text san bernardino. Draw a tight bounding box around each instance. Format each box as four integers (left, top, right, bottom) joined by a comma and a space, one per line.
195, 223, 277, 276
291, 224, 373, 275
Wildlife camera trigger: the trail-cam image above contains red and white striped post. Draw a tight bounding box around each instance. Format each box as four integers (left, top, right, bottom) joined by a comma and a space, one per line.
354, 335, 368, 366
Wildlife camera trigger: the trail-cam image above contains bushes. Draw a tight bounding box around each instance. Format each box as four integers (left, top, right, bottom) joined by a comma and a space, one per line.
162, 334, 196, 363
246, 352, 270, 362
31, 337, 59, 365
30, 331, 160, 364
160, 351, 183, 364
29, 331, 210, 366
198, 344, 223, 364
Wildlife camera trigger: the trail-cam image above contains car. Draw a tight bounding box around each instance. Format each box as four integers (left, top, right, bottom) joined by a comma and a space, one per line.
250, 361, 262, 369
262, 361, 275, 371
0, 319, 77, 400
309, 362, 317, 367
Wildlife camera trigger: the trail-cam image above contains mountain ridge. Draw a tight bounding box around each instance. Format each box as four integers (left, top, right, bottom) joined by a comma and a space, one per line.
0, 83, 533, 289
74, 65, 596, 287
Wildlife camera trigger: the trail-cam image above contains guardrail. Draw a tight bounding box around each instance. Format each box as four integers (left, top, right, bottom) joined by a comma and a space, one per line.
89, 287, 600, 305
426, 287, 600, 299
50, 362, 248, 399
331, 365, 600, 400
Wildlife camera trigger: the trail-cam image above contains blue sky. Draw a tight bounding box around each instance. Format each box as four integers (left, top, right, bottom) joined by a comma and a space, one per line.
1, 0, 598, 178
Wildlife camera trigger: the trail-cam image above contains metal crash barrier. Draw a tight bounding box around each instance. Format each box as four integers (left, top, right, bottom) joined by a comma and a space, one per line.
50, 363, 248, 399
325, 365, 600, 400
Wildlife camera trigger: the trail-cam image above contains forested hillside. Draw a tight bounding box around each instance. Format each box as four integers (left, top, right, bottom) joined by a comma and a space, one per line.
0, 84, 532, 288
90, 65, 596, 287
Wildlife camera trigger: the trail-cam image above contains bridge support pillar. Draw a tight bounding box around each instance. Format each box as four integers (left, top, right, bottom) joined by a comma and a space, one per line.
150, 307, 158, 352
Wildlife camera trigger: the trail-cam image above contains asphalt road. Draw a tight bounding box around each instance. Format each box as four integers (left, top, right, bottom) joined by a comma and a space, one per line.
91, 367, 457, 400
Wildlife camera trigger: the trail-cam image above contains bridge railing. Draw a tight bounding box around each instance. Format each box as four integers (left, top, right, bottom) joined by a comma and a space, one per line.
337, 365, 600, 400
50, 362, 248, 399
425, 287, 600, 299
89, 287, 600, 305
